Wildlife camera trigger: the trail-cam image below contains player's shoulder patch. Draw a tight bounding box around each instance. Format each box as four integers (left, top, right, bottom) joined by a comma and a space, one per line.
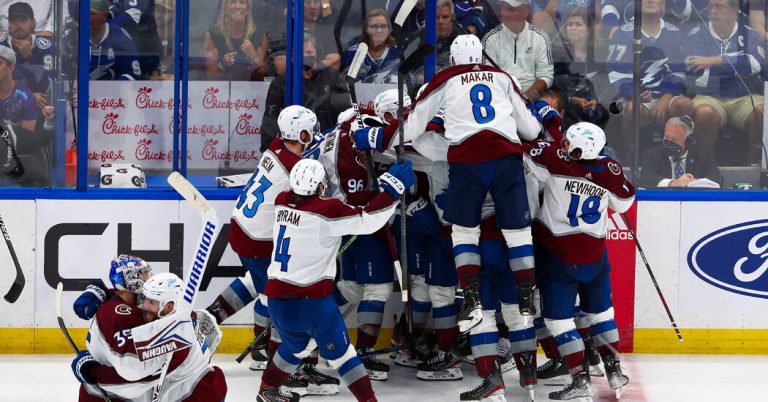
607, 161, 622, 176
665, 21, 680, 31
621, 22, 634, 32
115, 303, 132, 316
35, 36, 52, 50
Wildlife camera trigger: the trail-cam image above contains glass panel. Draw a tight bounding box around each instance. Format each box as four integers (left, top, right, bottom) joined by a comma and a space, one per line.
0, 0, 70, 187
85, 0, 176, 188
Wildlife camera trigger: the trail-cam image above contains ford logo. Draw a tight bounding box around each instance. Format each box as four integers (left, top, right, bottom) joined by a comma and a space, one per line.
688, 219, 768, 298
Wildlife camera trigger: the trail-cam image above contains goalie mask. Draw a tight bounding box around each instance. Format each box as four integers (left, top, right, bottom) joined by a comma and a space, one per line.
109, 254, 152, 294
139, 272, 183, 319
450, 34, 483, 66
562, 122, 606, 161
278, 105, 319, 150
290, 159, 327, 196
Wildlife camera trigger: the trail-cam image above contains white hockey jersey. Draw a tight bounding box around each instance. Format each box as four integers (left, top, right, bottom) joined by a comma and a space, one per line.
264, 190, 399, 299
523, 142, 635, 264
399, 63, 541, 164
229, 139, 303, 258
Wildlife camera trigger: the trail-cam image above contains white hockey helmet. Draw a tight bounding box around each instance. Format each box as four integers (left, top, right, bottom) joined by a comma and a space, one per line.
290, 159, 327, 196
450, 34, 483, 66
141, 272, 183, 316
373, 88, 411, 121
278, 105, 319, 146
563, 122, 606, 160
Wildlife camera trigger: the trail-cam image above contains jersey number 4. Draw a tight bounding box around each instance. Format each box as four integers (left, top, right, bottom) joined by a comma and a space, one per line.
470, 84, 495, 124
274, 225, 291, 272
567, 194, 600, 227
236, 168, 273, 218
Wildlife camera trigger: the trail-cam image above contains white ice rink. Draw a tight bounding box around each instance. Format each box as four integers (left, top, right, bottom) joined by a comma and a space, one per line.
3, 353, 766, 401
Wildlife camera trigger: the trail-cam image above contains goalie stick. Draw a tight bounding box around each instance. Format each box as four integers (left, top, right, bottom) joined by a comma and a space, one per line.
56, 282, 112, 401
1, 213, 24, 303
151, 172, 222, 402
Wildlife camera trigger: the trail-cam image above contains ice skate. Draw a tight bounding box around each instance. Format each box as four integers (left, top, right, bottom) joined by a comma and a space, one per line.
297, 363, 340, 395
548, 372, 592, 401
249, 347, 270, 371
602, 354, 629, 399
280, 373, 310, 396
361, 348, 390, 381
517, 282, 536, 316
583, 336, 603, 377
515, 351, 537, 390
258, 385, 300, 402
457, 280, 483, 333
497, 338, 515, 373
416, 350, 464, 381
460, 369, 506, 401
537, 356, 568, 380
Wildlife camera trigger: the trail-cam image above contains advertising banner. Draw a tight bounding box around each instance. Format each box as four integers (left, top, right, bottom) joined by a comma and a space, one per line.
605, 204, 637, 352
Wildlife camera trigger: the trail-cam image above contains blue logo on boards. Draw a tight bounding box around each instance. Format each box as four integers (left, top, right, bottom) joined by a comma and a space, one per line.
688, 219, 768, 298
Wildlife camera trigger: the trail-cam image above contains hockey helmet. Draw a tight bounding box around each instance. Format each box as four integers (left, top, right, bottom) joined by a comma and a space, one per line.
109, 254, 152, 294
374, 88, 411, 121
290, 159, 327, 196
450, 34, 483, 66
140, 272, 183, 317
278, 105, 319, 146
563, 122, 606, 160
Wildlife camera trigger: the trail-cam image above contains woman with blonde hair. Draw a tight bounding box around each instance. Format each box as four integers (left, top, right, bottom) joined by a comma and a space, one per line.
342, 8, 400, 84
204, 0, 268, 80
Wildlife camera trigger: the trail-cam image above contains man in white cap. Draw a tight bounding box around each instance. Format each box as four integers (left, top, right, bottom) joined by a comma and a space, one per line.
482, 0, 553, 100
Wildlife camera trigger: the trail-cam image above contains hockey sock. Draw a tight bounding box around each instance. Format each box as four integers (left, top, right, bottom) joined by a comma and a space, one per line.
470, 310, 499, 377
347, 375, 377, 401
433, 304, 459, 351
452, 225, 481, 289
534, 317, 560, 359
496, 313, 509, 339
411, 299, 431, 339
547, 318, 586, 375
304, 349, 319, 366
261, 363, 290, 389
501, 228, 536, 286
584, 308, 621, 361
500, 303, 537, 355
357, 300, 385, 349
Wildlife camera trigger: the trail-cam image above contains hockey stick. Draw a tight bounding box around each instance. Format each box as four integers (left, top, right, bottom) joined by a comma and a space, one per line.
620, 213, 683, 342
357, 343, 405, 358
151, 172, 222, 402
236, 325, 270, 364
56, 282, 112, 402
1, 213, 24, 303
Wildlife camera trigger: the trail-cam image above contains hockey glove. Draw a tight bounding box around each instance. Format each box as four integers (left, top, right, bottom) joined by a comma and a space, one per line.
406, 198, 442, 237
71, 350, 100, 384
529, 100, 560, 125
353, 127, 383, 152
379, 160, 415, 199
73, 280, 108, 320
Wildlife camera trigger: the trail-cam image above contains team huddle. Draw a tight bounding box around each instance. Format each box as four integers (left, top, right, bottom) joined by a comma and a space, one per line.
69, 34, 635, 402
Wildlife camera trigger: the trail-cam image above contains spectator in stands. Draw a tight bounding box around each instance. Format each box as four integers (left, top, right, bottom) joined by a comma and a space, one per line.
748, 0, 768, 40
607, 0, 693, 160
1, 0, 69, 36
531, 0, 596, 38
149, 0, 174, 80
601, 0, 694, 39
639, 116, 722, 187
204, 0, 267, 81
260, 30, 351, 152
687, 0, 765, 164
0, 46, 54, 187
550, 7, 609, 130
89, 0, 142, 80
482, 0, 554, 100
343, 8, 400, 84
105, 0, 161, 79
405, 0, 459, 85
0, 2, 53, 109
303, 0, 341, 70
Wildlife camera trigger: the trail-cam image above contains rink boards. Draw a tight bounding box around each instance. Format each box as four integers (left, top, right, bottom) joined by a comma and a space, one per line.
0, 192, 767, 354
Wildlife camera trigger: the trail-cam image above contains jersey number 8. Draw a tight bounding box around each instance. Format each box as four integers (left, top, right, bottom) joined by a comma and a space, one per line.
469, 84, 496, 124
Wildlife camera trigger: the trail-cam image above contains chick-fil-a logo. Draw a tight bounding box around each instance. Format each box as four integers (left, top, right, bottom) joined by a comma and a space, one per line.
688, 219, 768, 299
102, 113, 159, 136
89, 97, 126, 110
135, 86, 175, 110
88, 149, 126, 162
234, 113, 261, 135
201, 87, 260, 111
232, 149, 260, 163
202, 139, 228, 160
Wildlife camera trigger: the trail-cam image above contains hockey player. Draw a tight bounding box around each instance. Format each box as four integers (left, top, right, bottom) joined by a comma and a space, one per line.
353, 34, 542, 333
524, 122, 635, 400
304, 99, 403, 381
257, 158, 415, 402
226, 104, 340, 394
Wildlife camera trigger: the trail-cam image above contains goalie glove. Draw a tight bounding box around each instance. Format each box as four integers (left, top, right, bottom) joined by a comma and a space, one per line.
73, 280, 108, 320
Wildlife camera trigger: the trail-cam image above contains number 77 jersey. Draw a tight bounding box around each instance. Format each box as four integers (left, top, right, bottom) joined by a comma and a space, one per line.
524, 142, 635, 265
